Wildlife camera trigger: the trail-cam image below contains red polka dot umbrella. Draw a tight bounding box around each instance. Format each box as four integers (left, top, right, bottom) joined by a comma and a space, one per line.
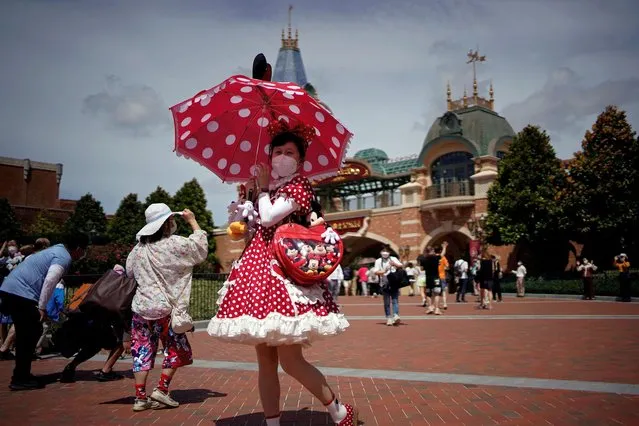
170, 75, 354, 183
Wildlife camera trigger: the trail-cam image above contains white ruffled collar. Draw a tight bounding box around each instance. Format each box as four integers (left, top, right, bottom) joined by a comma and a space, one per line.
269, 173, 299, 191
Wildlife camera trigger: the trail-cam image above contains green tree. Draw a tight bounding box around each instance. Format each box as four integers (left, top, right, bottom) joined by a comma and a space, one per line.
144, 186, 174, 209
484, 125, 568, 272
0, 198, 21, 241
173, 179, 218, 267
107, 193, 145, 244
564, 105, 639, 262
28, 210, 62, 238
64, 193, 107, 240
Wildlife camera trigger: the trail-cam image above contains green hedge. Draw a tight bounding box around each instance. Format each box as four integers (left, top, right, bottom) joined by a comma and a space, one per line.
498, 270, 639, 297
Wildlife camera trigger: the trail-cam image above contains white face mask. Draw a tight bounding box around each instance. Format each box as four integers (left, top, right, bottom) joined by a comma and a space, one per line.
381, 252, 390, 259
271, 155, 298, 178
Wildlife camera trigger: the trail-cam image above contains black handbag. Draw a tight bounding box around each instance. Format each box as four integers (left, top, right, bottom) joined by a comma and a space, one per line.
387, 269, 411, 290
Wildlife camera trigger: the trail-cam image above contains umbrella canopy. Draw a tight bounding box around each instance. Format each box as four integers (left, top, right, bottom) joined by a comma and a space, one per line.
170, 75, 354, 183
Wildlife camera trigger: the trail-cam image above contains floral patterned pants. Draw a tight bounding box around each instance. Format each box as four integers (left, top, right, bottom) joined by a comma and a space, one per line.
131, 312, 193, 372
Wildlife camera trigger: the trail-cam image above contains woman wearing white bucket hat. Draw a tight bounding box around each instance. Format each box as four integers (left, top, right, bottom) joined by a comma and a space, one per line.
125, 203, 208, 412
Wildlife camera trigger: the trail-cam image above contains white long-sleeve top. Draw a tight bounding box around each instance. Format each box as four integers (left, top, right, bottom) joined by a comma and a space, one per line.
126, 230, 208, 320
373, 256, 402, 276
513, 265, 527, 278
577, 263, 597, 277
454, 259, 469, 279
38, 264, 66, 310
257, 192, 300, 228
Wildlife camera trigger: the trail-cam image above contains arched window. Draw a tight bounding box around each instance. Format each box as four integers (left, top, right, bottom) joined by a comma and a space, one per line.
496, 150, 507, 160
431, 152, 474, 183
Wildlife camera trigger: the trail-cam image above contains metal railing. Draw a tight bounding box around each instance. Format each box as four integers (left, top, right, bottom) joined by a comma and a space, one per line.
62, 273, 229, 321
426, 180, 474, 199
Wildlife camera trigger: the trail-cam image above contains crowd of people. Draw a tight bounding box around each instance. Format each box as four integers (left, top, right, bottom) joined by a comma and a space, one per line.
333, 248, 633, 319
0, 238, 65, 362
331, 244, 526, 321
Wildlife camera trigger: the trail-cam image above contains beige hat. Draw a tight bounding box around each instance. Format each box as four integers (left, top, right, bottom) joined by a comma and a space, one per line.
136, 203, 182, 240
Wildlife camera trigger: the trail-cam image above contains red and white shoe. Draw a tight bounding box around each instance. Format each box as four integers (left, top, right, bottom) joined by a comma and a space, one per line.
336, 403, 359, 425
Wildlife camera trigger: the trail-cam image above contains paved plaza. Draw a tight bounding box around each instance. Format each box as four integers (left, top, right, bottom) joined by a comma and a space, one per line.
1, 295, 638, 425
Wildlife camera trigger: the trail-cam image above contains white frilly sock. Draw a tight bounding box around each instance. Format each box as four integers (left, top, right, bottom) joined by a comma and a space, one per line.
325, 397, 347, 422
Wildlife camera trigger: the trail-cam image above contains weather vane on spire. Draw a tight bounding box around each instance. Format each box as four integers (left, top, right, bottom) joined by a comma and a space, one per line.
289, 6, 293, 23
447, 47, 494, 111
466, 47, 486, 98
466, 48, 486, 80
288, 5, 293, 36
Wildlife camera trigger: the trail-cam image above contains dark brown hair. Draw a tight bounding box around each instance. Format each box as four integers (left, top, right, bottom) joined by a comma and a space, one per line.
20, 245, 34, 257
270, 131, 307, 160
139, 218, 171, 244
34, 238, 51, 252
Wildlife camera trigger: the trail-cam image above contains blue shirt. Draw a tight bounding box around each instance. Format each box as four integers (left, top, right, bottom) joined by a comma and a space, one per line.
0, 245, 72, 303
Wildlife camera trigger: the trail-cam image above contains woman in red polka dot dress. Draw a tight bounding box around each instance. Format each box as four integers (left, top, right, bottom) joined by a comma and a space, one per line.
207, 128, 358, 426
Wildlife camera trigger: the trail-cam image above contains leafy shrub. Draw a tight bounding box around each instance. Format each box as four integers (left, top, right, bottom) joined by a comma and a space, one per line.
67, 244, 133, 276
499, 270, 638, 296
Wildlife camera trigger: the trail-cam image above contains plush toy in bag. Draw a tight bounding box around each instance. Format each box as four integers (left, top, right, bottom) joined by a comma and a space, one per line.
272, 223, 343, 286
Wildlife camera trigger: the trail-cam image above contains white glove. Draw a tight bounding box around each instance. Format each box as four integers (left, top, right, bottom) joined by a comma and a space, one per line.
321, 226, 340, 244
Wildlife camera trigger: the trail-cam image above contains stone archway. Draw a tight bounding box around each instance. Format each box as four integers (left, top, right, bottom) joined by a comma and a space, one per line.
419, 223, 473, 256
427, 232, 472, 262
341, 232, 399, 266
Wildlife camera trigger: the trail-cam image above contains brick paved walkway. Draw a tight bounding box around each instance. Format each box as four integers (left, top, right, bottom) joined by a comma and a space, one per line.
1, 296, 638, 425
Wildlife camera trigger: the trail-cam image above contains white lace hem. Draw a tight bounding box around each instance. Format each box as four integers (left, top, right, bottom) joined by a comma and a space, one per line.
207, 310, 349, 346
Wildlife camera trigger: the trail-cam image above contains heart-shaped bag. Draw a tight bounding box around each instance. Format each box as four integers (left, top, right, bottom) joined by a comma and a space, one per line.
272, 223, 344, 286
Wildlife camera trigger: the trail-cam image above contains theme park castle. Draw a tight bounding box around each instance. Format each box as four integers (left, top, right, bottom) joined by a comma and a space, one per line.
213, 14, 517, 272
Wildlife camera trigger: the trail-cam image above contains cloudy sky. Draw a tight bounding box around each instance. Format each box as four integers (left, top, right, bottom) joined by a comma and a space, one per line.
1, 0, 638, 225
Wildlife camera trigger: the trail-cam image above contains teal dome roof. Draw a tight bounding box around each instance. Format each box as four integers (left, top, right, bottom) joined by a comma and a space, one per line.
421, 106, 515, 157
354, 148, 389, 163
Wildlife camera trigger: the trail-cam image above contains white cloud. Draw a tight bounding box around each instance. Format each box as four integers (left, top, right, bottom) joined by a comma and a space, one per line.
82, 75, 169, 137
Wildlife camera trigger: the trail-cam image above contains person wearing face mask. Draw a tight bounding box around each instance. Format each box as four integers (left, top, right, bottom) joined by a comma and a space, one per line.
124, 204, 208, 411
208, 125, 357, 426
5, 242, 24, 272
373, 248, 404, 326
576, 257, 597, 300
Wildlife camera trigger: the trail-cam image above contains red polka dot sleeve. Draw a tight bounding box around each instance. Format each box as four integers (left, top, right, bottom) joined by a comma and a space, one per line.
277, 176, 314, 216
